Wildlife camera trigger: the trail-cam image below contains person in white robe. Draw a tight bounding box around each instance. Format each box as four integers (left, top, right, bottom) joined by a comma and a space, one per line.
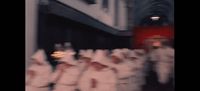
78, 50, 117, 91
149, 35, 174, 84
50, 49, 81, 91
78, 49, 94, 72
110, 49, 133, 91
26, 49, 52, 91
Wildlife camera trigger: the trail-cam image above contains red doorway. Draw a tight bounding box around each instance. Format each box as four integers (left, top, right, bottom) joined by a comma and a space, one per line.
132, 25, 174, 49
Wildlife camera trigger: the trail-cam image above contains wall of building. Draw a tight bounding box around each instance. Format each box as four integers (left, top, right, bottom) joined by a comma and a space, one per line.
117, 0, 127, 30
57, 0, 128, 30
37, 14, 131, 67
25, 0, 39, 69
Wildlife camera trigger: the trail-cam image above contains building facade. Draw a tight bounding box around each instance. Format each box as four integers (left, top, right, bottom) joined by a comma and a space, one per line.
26, 0, 133, 67
56, 0, 128, 30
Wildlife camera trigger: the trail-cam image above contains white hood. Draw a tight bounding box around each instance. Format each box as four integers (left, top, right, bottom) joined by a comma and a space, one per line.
31, 49, 49, 65
121, 48, 130, 54
127, 51, 138, 58
80, 49, 94, 58
111, 49, 124, 60
91, 50, 111, 66
79, 49, 86, 56
134, 49, 146, 55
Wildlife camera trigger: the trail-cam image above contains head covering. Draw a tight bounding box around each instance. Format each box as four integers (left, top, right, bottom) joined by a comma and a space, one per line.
86, 49, 93, 52
80, 49, 94, 58
79, 49, 86, 56
31, 49, 49, 65
127, 51, 138, 58
91, 50, 110, 66
58, 50, 77, 65
111, 49, 124, 60
134, 49, 145, 55
103, 49, 110, 55
120, 48, 131, 59
121, 48, 130, 54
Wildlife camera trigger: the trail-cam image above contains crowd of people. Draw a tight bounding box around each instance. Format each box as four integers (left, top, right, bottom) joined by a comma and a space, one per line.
26, 35, 174, 91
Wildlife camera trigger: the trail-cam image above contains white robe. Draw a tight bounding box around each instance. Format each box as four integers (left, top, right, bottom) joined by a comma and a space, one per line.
111, 62, 133, 91
78, 67, 117, 91
51, 66, 81, 91
150, 47, 174, 84
26, 64, 52, 91
135, 56, 147, 86
78, 60, 89, 72
126, 58, 146, 91
125, 60, 139, 91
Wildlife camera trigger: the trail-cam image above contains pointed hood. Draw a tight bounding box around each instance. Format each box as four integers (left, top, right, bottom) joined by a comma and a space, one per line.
31, 49, 49, 65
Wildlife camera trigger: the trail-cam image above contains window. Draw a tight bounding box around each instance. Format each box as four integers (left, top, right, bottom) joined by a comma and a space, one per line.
102, 0, 109, 12
114, 0, 119, 26
82, 0, 96, 4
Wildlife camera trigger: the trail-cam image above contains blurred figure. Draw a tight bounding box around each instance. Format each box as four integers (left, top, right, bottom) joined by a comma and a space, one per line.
126, 50, 142, 91
50, 50, 80, 91
110, 49, 133, 91
103, 49, 110, 55
26, 49, 52, 91
144, 38, 154, 53
78, 49, 94, 72
149, 35, 174, 84
134, 49, 147, 77
133, 49, 147, 90
78, 50, 117, 91
120, 48, 131, 59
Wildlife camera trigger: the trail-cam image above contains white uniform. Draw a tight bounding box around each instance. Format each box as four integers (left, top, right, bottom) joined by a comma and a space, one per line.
51, 66, 80, 91
120, 48, 130, 58
150, 47, 174, 84
114, 62, 135, 91
78, 49, 94, 72
78, 61, 88, 72
78, 67, 93, 91
78, 50, 117, 91
26, 49, 52, 91
126, 50, 144, 91
134, 49, 147, 87
51, 50, 81, 91
111, 49, 133, 91
79, 67, 117, 91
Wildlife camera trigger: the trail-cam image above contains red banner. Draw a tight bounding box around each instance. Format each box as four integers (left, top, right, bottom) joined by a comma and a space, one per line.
133, 25, 174, 49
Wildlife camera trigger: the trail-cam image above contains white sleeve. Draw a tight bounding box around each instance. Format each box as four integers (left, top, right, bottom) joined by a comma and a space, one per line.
67, 67, 81, 84
26, 65, 37, 84
43, 66, 53, 84
104, 70, 117, 84
78, 70, 91, 91
149, 51, 159, 62
117, 65, 133, 78
159, 48, 174, 62
28, 65, 38, 71
168, 48, 174, 62
168, 48, 174, 59
49, 69, 61, 83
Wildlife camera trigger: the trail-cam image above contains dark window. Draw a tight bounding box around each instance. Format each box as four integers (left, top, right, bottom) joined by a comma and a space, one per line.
102, 0, 109, 12
82, 0, 96, 4
114, 0, 119, 26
